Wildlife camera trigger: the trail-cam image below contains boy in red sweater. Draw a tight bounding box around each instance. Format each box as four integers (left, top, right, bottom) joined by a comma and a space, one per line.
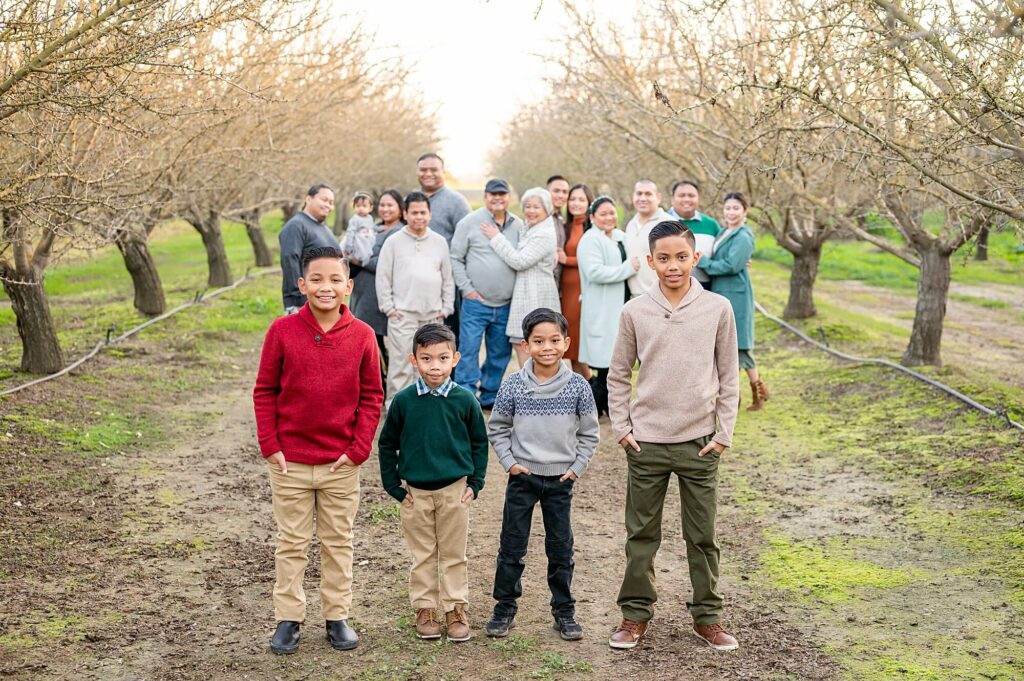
253, 246, 384, 655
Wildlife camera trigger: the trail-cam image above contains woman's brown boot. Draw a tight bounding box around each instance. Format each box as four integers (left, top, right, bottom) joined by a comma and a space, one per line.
747, 379, 768, 411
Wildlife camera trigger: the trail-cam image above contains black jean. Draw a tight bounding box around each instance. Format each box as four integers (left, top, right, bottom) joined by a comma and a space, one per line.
590, 366, 609, 416
492, 473, 575, 618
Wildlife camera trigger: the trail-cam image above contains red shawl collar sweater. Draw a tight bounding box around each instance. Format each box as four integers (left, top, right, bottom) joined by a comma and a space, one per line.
253, 303, 384, 465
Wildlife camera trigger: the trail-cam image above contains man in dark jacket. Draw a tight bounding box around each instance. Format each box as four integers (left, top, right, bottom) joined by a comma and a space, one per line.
279, 184, 341, 313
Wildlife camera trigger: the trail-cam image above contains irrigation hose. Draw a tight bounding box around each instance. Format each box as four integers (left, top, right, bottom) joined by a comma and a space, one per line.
755, 301, 1024, 433
0, 267, 280, 397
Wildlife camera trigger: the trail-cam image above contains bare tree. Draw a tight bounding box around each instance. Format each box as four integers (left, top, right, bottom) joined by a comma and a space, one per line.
0, 1, 278, 370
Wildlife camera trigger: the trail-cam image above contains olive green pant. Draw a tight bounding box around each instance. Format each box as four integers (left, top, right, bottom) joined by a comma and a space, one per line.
617, 437, 723, 625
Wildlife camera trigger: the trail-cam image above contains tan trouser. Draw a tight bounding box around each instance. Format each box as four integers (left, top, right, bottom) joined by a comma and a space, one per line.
385, 311, 440, 404
400, 478, 470, 612
267, 461, 360, 622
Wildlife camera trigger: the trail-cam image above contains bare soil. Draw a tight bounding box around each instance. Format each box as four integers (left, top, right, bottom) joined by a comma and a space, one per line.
0, 376, 838, 680
2, 271, 1022, 680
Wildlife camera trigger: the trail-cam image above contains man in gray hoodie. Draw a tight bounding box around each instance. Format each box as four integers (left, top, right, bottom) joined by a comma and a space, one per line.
450, 178, 524, 407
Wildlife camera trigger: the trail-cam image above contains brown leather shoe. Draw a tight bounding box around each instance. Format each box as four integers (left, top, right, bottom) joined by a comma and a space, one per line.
692, 623, 739, 651
414, 608, 442, 640
445, 605, 471, 642
608, 619, 648, 649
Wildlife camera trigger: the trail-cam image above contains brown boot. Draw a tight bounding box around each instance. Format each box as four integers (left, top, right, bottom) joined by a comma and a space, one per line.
608, 619, 648, 649
445, 605, 471, 642
747, 379, 768, 411
414, 608, 442, 640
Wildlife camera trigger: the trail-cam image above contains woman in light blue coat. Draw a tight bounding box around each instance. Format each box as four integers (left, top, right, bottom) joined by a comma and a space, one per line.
576, 196, 640, 415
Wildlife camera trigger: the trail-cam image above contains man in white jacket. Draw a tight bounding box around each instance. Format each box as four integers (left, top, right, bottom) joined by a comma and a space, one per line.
623, 179, 671, 298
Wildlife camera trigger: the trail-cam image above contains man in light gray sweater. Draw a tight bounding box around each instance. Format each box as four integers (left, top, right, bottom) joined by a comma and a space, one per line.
450, 178, 524, 407
377, 191, 455, 402
484, 308, 599, 642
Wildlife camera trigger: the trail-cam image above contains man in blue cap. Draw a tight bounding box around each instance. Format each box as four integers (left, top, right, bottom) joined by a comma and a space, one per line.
449, 179, 525, 408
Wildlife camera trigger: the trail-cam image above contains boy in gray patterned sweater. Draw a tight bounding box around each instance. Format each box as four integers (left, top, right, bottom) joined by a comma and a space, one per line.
485, 308, 600, 641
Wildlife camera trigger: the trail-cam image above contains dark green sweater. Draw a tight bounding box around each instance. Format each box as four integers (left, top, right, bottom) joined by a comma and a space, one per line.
377, 384, 489, 501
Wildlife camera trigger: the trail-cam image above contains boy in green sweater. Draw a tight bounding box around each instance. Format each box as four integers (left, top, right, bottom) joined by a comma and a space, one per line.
378, 323, 489, 642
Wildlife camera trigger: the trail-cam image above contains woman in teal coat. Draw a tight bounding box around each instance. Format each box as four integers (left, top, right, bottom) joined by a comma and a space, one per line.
577, 196, 640, 415
696, 191, 769, 410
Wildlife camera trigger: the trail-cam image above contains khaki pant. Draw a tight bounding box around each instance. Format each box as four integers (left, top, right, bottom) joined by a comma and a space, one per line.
385, 311, 441, 404
268, 461, 360, 622
400, 478, 470, 612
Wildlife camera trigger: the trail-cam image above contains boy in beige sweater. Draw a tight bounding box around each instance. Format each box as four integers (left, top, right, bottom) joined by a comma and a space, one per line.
606, 220, 741, 652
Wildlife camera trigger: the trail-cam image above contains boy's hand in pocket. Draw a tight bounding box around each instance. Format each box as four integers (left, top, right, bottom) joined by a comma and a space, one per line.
619, 434, 641, 454
559, 470, 577, 482
330, 453, 354, 472
699, 441, 726, 457
403, 489, 413, 506
461, 487, 475, 503
267, 451, 288, 474
508, 463, 531, 476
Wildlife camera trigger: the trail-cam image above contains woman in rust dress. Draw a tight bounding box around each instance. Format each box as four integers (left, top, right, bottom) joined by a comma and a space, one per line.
556, 183, 594, 379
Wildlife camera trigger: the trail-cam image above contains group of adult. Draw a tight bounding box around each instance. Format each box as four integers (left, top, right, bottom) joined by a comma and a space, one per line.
278, 154, 768, 412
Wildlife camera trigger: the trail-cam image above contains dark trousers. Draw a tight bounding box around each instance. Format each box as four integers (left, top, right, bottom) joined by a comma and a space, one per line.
492, 473, 575, 618
375, 333, 388, 397
590, 366, 609, 416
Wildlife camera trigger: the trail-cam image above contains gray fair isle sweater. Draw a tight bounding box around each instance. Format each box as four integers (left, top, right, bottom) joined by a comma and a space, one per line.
487, 359, 600, 477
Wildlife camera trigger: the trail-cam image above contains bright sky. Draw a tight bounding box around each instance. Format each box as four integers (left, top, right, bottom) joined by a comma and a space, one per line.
343, 0, 637, 188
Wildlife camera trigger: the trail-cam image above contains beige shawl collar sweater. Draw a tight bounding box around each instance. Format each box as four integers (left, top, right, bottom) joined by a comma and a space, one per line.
608, 277, 740, 447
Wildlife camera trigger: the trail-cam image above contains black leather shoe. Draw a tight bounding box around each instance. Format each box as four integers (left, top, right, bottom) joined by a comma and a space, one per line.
553, 614, 583, 641
326, 619, 359, 650
270, 621, 300, 654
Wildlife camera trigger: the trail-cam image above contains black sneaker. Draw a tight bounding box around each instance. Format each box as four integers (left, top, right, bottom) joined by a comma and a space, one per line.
270, 620, 300, 654
485, 612, 516, 637
553, 614, 583, 641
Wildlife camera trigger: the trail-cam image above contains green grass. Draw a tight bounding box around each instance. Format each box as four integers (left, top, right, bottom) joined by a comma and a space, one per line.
42, 215, 284, 300
759, 532, 922, 604
753, 228, 1023, 291
0, 215, 285, 373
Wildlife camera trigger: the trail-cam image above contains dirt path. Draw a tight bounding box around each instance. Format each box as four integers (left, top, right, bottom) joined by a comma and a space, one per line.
18, 376, 831, 681
5, 267, 1023, 679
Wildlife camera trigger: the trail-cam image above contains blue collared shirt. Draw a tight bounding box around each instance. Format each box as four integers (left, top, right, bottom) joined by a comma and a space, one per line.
416, 377, 456, 398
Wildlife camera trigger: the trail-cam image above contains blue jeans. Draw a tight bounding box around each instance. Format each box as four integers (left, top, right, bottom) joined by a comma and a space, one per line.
455, 299, 511, 405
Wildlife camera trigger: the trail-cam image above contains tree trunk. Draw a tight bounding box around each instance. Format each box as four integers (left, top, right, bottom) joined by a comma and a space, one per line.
902, 246, 951, 367
241, 210, 273, 267
974, 226, 989, 261
1, 268, 63, 373
281, 201, 300, 224
187, 210, 233, 287
783, 246, 821, 319
114, 229, 166, 316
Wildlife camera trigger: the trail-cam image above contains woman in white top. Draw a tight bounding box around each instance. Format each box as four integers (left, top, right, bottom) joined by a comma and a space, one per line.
576, 195, 640, 415
481, 187, 560, 367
